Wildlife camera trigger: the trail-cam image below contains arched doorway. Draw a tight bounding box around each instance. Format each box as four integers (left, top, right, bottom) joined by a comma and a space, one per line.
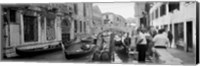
61, 18, 71, 44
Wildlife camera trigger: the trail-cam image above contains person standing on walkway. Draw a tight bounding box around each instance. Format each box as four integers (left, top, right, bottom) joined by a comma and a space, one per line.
153, 29, 169, 49
152, 29, 170, 62
122, 33, 131, 53
136, 27, 148, 63
124, 33, 131, 47
167, 31, 173, 48
149, 27, 158, 37
145, 27, 154, 61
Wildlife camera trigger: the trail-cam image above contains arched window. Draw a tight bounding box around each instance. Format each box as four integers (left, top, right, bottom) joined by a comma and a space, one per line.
62, 18, 70, 26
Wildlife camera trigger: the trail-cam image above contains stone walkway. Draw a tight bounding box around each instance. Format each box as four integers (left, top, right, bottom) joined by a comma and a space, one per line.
155, 49, 182, 64
167, 48, 196, 65
112, 48, 196, 65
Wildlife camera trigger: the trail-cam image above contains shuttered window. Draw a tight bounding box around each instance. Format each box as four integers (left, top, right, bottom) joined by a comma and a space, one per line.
23, 15, 38, 42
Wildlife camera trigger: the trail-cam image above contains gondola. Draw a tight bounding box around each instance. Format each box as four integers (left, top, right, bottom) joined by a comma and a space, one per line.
63, 39, 96, 59
15, 44, 61, 56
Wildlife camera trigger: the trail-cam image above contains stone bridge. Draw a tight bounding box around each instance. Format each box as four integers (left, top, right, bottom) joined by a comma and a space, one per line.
96, 24, 134, 38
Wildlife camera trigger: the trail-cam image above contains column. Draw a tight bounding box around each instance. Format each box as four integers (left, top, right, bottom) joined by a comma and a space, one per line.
158, 6, 160, 19
38, 15, 41, 42
20, 12, 24, 44
171, 19, 176, 48
184, 21, 187, 51
166, 3, 169, 15
44, 17, 47, 42
70, 20, 74, 40
166, 3, 170, 31
193, 19, 196, 56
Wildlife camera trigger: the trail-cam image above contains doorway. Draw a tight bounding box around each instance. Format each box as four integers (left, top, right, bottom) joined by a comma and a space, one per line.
186, 21, 193, 52
174, 23, 184, 50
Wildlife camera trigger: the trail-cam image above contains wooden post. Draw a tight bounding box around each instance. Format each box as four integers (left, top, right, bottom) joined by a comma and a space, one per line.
109, 33, 115, 62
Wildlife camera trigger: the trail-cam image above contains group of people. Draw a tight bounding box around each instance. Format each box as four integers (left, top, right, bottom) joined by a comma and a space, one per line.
112, 26, 173, 63
130, 26, 173, 63
95, 27, 173, 63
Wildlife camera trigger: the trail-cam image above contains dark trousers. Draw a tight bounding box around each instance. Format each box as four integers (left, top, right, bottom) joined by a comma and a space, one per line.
137, 44, 147, 62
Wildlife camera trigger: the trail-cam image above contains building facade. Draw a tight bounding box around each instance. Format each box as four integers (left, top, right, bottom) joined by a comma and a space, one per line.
134, 2, 152, 28
55, 3, 94, 42
0, 5, 63, 57
149, 2, 197, 55
72, 3, 93, 40
102, 13, 126, 26
102, 12, 131, 34
91, 5, 103, 36
134, 2, 146, 27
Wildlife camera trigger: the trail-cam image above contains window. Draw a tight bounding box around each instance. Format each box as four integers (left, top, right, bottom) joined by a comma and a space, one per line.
117, 18, 119, 21
140, 17, 146, 27
74, 20, 77, 33
155, 9, 158, 19
9, 9, 17, 22
74, 4, 78, 14
152, 12, 154, 20
169, 2, 180, 12
69, 12, 72, 16
84, 22, 86, 33
69, 7, 72, 10
3, 8, 9, 22
80, 21, 82, 32
164, 25, 168, 29
160, 4, 166, 16
46, 18, 56, 41
23, 15, 38, 42
83, 4, 86, 17
40, 16, 45, 30
63, 19, 70, 26
104, 15, 109, 24
104, 19, 109, 24
92, 21, 95, 25
62, 34, 70, 43
106, 15, 109, 19
82, 22, 84, 33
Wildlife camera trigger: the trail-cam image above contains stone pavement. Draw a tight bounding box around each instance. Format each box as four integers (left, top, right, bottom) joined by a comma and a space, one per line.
167, 48, 196, 65
113, 47, 196, 65
155, 48, 183, 64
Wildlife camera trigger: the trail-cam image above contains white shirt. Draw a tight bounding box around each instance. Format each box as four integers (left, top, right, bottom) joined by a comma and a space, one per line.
138, 32, 147, 44
153, 33, 170, 47
163, 31, 168, 37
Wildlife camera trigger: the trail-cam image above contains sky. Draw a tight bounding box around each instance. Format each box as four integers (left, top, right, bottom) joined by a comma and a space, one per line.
93, 3, 135, 19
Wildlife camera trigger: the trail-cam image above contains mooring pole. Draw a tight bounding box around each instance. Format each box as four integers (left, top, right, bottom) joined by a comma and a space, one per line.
110, 33, 115, 62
